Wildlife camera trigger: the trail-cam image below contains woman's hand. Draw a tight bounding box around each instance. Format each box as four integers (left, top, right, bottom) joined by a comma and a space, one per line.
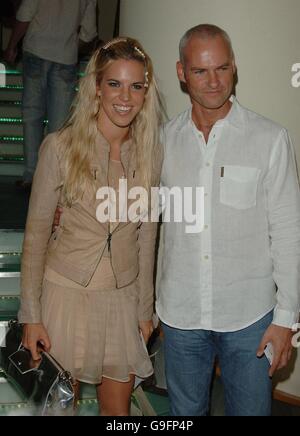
139, 320, 154, 344
22, 324, 51, 361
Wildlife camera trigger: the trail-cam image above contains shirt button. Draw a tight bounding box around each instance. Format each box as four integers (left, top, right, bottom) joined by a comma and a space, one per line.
205, 225, 209, 230
204, 255, 209, 260
206, 163, 211, 167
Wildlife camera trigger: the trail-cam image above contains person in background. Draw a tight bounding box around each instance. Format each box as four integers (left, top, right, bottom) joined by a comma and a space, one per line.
156, 24, 300, 416
4, 0, 97, 191
19, 37, 164, 416
1, 1, 21, 29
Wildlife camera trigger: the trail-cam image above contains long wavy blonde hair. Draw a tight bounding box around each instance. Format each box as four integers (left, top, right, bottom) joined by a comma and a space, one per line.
60, 37, 165, 205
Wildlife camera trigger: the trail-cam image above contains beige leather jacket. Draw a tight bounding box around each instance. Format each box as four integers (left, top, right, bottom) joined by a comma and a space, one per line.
19, 129, 162, 324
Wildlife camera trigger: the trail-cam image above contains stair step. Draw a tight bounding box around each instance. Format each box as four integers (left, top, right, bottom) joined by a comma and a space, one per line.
0, 117, 23, 124
0, 376, 27, 406
0, 252, 21, 266
0, 230, 24, 254
0, 277, 21, 296
0, 155, 24, 162
0, 85, 23, 101
0, 101, 22, 106
0, 271, 20, 278
0, 162, 24, 176
0, 101, 22, 118
0, 101, 22, 117
0, 68, 85, 81
0, 84, 23, 92
0, 118, 47, 136
0, 253, 21, 277
0, 138, 25, 174
0, 117, 47, 125
0, 135, 23, 144
0, 297, 20, 320
0, 125, 23, 136
0, 70, 23, 87
0, 143, 23, 157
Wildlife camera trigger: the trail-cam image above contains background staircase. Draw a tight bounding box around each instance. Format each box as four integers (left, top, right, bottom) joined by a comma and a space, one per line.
0, 64, 86, 177
0, 66, 24, 177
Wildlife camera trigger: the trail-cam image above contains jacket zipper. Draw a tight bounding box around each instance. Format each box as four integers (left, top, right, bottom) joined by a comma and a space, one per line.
107, 151, 118, 286
90, 147, 139, 287
107, 150, 138, 286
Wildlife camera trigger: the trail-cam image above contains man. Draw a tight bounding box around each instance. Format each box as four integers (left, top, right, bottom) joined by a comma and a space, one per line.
156, 24, 300, 416
4, 0, 97, 190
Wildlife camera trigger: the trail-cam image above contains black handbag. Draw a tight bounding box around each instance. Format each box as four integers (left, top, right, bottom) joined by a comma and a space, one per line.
0, 320, 75, 416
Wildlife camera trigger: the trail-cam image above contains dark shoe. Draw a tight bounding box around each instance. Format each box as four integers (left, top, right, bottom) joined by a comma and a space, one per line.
15, 180, 32, 192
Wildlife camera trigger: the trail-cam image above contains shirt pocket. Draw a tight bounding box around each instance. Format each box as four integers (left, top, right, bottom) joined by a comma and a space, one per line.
220, 165, 261, 210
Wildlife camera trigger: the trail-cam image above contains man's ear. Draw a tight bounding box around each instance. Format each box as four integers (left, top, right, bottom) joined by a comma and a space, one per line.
176, 61, 186, 83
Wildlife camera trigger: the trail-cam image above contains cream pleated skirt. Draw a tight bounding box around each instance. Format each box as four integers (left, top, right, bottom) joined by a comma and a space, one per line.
40, 272, 153, 385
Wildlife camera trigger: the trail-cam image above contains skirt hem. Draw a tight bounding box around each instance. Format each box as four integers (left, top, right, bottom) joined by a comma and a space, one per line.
76, 370, 154, 385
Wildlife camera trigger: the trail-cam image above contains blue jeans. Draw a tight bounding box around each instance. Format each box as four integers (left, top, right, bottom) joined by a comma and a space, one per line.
162, 311, 273, 416
22, 51, 77, 182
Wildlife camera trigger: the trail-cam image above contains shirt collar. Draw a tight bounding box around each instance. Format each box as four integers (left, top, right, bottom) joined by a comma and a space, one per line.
223, 95, 246, 129
184, 95, 246, 133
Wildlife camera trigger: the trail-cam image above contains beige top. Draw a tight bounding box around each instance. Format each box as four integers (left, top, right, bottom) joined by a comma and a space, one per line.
19, 129, 162, 324
45, 160, 125, 290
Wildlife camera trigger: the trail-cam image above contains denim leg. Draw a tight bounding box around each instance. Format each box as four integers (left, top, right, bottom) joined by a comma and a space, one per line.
217, 311, 273, 416
22, 52, 48, 182
162, 322, 216, 416
47, 62, 77, 133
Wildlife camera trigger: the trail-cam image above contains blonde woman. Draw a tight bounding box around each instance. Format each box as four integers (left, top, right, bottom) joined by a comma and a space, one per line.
19, 37, 164, 416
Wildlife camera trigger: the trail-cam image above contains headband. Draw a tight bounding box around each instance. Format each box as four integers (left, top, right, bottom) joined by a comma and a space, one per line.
101, 38, 149, 88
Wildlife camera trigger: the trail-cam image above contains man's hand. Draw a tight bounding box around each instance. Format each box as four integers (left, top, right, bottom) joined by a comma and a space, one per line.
22, 324, 51, 361
3, 47, 18, 65
257, 324, 294, 377
52, 206, 63, 232
139, 320, 154, 344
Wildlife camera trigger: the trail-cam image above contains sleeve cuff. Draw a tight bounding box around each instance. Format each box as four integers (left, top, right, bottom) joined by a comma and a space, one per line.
272, 307, 299, 329
18, 307, 42, 325
16, 9, 35, 22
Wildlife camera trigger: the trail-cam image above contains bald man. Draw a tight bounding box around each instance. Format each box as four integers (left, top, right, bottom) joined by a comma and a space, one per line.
156, 24, 300, 416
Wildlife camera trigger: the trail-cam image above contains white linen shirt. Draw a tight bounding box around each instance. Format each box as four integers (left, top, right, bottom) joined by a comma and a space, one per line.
156, 97, 300, 332
17, 0, 97, 65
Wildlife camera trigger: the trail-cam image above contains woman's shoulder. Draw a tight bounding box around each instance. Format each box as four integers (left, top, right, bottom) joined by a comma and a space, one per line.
40, 128, 72, 159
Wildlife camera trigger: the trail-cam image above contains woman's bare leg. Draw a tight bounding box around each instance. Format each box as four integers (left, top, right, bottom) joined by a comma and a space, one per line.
97, 376, 135, 416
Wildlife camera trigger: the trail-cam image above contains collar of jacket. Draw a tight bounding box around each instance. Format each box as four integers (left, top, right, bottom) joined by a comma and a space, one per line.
93, 130, 136, 183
